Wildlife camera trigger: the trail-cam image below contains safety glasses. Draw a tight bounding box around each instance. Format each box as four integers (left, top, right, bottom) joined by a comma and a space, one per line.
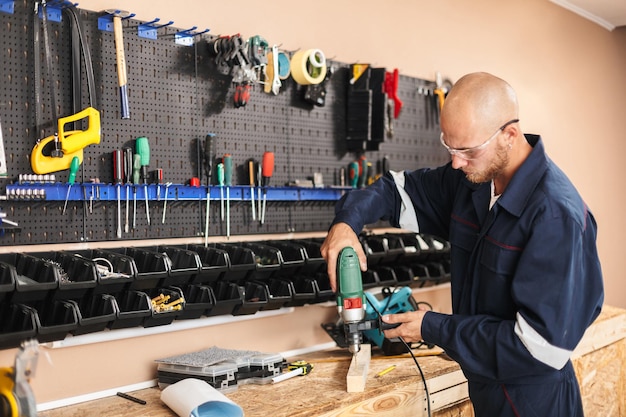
440, 119, 519, 160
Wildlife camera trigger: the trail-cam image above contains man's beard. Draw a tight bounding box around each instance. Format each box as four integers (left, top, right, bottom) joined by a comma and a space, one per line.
464, 143, 509, 184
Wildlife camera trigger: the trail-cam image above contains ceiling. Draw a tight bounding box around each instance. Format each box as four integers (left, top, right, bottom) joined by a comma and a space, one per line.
550, 0, 626, 31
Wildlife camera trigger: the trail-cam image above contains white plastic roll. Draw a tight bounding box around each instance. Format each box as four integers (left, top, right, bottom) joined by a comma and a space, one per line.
290, 49, 327, 85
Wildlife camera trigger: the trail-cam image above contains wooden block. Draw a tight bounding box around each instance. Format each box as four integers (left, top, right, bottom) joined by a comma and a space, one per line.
347, 344, 371, 392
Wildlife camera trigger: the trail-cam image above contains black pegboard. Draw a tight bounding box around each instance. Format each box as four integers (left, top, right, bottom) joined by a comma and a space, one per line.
0, 0, 449, 245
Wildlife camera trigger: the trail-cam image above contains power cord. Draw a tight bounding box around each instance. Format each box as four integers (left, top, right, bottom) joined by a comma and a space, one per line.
365, 288, 432, 417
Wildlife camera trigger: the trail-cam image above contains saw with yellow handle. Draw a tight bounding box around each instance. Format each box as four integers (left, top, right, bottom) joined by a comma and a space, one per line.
30, 106, 101, 174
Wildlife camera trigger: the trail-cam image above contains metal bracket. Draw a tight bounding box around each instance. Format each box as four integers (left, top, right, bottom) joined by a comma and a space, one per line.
175, 26, 210, 46
138, 17, 174, 40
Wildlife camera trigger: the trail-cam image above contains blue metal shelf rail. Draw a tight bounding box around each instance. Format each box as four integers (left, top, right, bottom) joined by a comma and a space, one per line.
5, 183, 351, 202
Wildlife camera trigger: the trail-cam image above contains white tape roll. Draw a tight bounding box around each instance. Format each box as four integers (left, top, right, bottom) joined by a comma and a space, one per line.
290, 49, 327, 85
308, 49, 325, 68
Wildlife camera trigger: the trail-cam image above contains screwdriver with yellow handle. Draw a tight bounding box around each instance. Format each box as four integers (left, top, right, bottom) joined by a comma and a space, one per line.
62, 156, 80, 215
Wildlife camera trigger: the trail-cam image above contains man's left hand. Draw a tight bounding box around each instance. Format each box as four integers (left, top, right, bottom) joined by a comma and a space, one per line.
382, 310, 429, 343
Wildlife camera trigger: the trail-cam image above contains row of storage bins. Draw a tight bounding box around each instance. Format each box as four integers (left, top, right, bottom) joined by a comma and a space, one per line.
0, 233, 451, 349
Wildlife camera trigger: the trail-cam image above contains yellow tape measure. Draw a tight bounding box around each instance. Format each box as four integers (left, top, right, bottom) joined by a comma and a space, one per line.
287, 360, 314, 375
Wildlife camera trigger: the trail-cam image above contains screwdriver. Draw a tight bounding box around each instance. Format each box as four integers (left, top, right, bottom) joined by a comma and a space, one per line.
132, 153, 141, 229
217, 162, 225, 224
348, 161, 359, 189
204, 133, 215, 246
113, 149, 123, 238
260, 151, 274, 225
257, 162, 262, 220
248, 159, 256, 221
136, 136, 151, 225
123, 148, 133, 233
358, 155, 368, 189
223, 154, 232, 239
62, 155, 80, 215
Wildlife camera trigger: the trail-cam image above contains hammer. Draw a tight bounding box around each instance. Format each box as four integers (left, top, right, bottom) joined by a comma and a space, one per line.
107, 10, 131, 119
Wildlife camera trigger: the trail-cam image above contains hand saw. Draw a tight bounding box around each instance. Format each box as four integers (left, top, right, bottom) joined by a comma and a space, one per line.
30, 106, 100, 174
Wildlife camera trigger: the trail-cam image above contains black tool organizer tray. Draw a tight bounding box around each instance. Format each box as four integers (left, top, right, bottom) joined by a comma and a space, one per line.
0, 232, 451, 348
0, 0, 449, 245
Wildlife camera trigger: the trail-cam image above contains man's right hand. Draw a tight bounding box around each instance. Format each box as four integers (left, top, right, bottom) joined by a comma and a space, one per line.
320, 222, 368, 292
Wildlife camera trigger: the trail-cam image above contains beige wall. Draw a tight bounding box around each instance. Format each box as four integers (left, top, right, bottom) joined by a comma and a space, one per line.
2, 0, 625, 406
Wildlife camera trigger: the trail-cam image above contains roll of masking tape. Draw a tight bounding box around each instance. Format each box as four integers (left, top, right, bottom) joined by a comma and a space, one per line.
291, 49, 327, 85
277, 51, 291, 80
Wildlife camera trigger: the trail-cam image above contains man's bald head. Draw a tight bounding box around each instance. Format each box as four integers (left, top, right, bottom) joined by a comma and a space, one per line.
441, 72, 519, 136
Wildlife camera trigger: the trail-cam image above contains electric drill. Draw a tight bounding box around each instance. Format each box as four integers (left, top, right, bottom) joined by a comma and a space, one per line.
336, 246, 366, 354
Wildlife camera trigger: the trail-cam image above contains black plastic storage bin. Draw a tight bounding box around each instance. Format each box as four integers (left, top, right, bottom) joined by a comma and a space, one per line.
63, 249, 136, 295
285, 275, 317, 307
72, 294, 118, 336
241, 242, 282, 281
361, 270, 380, 289
105, 247, 170, 291
31, 299, 79, 343
261, 278, 294, 311
108, 290, 151, 329
233, 281, 269, 315
291, 239, 326, 276
0, 262, 16, 303
393, 265, 416, 285
264, 240, 307, 278
311, 272, 334, 304
177, 284, 216, 320
0, 253, 58, 304
361, 234, 405, 265
185, 245, 229, 285
26, 251, 98, 300
360, 235, 386, 267
393, 233, 423, 263
0, 303, 37, 349
208, 281, 243, 316
143, 287, 185, 327
143, 246, 202, 288
213, 243, 256, 283
371, 266, 398, 287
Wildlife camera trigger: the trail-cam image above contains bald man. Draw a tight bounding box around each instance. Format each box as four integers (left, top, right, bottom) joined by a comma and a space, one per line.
321, 72, 603, 416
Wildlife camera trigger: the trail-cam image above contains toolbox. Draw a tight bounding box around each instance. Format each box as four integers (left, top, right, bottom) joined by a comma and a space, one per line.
157, 361, 239, 392
156, 348, 284, 392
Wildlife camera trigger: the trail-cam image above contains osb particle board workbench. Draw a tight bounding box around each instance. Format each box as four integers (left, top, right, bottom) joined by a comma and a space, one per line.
39, 305, 626, 417
39, 352, 468, 417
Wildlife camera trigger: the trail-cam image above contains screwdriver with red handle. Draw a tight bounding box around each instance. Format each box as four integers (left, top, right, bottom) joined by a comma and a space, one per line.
260, 151, 274, 225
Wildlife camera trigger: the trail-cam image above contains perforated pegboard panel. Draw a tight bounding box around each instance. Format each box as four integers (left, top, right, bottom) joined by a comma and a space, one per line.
0, 0, 449, 245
